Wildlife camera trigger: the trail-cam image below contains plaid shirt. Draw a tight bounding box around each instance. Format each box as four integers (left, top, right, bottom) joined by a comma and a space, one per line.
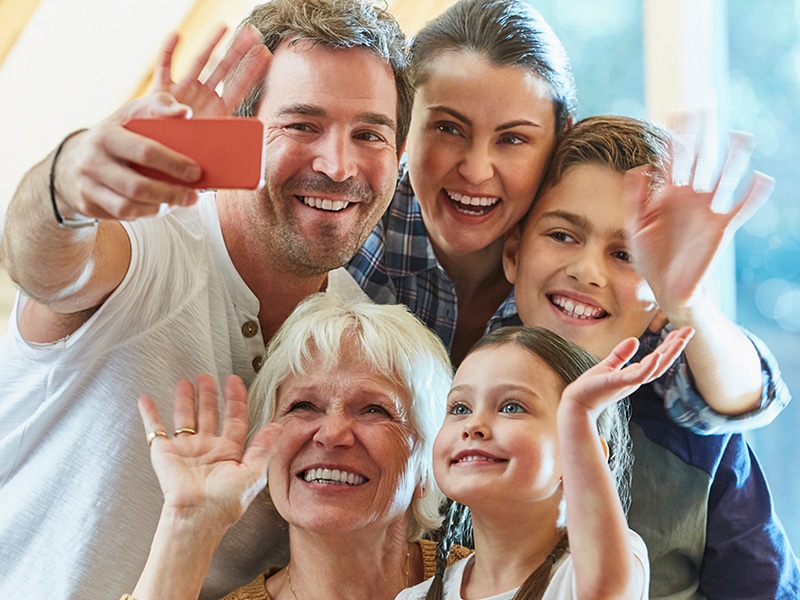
347, 166, 790, 434
640, 324, 790, 434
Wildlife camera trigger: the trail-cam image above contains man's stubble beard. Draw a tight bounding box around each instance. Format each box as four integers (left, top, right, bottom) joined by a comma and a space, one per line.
258, 173, 394, 278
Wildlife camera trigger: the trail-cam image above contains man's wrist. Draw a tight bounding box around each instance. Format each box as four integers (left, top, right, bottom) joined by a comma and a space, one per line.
49, 129, 99, 230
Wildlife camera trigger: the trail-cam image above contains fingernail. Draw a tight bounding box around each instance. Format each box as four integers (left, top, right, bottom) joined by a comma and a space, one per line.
185, 165, 202, 181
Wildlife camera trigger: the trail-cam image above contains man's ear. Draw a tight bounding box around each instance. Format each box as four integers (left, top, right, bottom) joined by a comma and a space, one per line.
502, 224, 522, 285
646, 308, 668, 334
599, 436, 610, 461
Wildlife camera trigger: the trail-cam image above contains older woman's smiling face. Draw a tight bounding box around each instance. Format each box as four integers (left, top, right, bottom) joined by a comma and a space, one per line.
267, 344, 420, 538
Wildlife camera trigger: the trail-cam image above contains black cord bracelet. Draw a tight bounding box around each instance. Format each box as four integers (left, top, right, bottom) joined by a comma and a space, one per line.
49, 129, 99, 229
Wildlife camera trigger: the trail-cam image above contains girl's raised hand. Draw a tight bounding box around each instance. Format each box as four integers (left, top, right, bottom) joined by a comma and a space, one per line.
563, 327, 695, 416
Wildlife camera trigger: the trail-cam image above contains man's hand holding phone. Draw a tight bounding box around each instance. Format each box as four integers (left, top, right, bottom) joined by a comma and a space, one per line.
123, 117, 265, 190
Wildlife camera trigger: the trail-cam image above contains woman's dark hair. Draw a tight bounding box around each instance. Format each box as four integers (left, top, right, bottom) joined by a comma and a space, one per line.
409, 0, 577, 134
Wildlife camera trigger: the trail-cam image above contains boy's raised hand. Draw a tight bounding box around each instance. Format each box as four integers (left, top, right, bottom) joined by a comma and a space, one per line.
138, 374, 278, 528
621, 127, 773, 318
562, 327, 694, 417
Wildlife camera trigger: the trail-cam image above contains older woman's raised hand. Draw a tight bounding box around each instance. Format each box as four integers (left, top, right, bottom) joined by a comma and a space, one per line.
138, 374, 279, 529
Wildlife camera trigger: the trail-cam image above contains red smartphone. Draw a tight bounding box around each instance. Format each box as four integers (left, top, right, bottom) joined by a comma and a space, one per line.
123, 117, 265, 190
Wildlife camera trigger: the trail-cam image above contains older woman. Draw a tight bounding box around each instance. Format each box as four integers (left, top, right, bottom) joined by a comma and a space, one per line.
132, 293, 460, 600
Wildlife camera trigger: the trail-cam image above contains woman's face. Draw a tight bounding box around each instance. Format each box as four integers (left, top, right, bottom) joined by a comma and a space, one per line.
433, 344, 564, 513
268, 344, 420, 538
406, 50, 557, 260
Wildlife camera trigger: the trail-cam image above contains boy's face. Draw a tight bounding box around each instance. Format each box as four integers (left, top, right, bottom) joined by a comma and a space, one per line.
503, 163, 661, 358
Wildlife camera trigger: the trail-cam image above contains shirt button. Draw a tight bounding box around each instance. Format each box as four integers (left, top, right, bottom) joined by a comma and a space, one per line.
252, 355, 264, 372
242, 321, 259, 338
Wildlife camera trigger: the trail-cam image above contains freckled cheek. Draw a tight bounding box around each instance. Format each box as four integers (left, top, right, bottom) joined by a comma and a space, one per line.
410, 140, 455, 184
502, 161, 547, 204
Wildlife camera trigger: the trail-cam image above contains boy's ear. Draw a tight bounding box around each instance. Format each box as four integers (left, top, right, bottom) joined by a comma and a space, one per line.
502, 224, 522, 285
646, 308, 669, 333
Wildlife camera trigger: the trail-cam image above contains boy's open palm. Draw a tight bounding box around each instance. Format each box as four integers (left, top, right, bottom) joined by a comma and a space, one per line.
622, 132, 773, 317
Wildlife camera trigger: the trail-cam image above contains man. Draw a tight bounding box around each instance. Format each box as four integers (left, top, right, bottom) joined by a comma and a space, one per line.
0, 1, 412, 598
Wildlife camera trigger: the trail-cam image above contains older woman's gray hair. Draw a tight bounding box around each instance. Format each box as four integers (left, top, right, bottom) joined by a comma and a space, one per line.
248, 292, 453, 541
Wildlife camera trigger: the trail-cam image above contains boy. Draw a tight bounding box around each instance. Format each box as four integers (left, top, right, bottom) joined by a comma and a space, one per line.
502, 116, 799, 599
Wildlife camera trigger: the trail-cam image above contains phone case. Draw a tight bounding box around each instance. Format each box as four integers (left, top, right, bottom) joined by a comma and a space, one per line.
123, 117, 265, 190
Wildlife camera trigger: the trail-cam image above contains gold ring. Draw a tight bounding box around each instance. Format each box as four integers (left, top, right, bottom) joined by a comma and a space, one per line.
174, 427, 197, 436
146, 430, 168, 447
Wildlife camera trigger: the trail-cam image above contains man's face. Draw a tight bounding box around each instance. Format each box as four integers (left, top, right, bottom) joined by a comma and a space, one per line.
253, 42, 399, 275
504, 164, 660, 358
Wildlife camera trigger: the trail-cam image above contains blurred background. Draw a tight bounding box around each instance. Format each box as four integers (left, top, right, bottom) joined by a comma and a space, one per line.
1, 0, 798, 550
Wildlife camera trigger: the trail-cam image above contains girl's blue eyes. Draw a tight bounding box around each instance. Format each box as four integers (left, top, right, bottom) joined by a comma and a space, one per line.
448, 402, 525, 415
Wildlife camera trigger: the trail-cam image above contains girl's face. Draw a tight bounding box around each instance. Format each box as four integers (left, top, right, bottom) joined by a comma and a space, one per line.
433, 343, 564, 512
406, 50, 557, 259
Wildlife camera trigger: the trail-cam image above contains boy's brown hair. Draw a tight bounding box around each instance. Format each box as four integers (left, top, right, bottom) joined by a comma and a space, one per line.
538, 114, 672, 195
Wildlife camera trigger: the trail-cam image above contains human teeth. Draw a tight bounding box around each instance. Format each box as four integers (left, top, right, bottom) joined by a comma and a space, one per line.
303, 467, 366, 485
550, 295, 605, 320
458, 454, 501, 463
303, 197, 349, 211
447, 191, 499, 208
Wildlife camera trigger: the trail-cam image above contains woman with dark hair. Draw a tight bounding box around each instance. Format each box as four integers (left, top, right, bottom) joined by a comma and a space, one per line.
347, 0, 577, 365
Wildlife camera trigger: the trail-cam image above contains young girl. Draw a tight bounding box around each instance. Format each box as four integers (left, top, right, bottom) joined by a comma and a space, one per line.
398, 325, 693, 600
